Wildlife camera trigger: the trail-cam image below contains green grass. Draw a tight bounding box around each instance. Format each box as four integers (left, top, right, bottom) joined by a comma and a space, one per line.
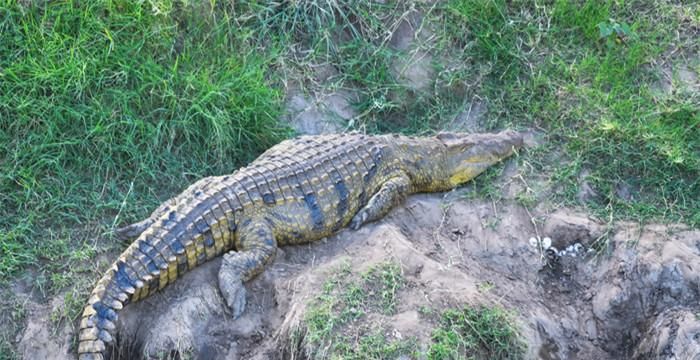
541, 0, 699, 225
0, 0, 291, 280
238, 0, 469, 134
292, 261, 524, 359
427, 306, 525, 360
440, 0, 699, 225
296, 261, 415, 359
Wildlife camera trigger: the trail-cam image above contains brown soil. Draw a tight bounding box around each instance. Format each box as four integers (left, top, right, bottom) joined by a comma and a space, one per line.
19, 191, 700, 359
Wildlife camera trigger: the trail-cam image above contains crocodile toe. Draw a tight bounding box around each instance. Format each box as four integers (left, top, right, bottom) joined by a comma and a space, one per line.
218, 264, 247, 319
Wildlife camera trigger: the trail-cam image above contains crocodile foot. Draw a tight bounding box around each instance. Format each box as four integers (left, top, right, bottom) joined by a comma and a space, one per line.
218, 258, 247, 319
350, 210, 369, 230
79, 353, 104, 360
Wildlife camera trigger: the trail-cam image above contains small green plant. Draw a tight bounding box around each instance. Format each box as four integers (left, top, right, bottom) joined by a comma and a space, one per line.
515, 190, 537, 208
0, 338, 18, 360
419, 305, 435, 316
361, 261, 403, 314
477, 281, 495, 293
597, 19, 636, 43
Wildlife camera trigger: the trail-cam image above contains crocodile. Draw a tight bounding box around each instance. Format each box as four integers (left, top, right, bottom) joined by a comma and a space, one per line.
77, 130, 524, 359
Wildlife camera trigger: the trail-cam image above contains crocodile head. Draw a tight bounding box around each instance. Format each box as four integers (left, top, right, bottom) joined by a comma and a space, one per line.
436, 130, 524, 187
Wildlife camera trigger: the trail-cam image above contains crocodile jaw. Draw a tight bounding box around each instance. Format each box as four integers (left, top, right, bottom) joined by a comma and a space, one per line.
438, 130, 524, 187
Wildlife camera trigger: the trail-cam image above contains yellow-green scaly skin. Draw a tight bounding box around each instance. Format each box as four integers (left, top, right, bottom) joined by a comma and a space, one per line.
77, 131, 524, 359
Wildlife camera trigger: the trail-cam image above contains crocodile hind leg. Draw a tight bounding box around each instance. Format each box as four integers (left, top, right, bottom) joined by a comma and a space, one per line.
350, 174, 410, 230
115, 198, 179, 240
115, 218, 153, 240
218, 220, 277, 318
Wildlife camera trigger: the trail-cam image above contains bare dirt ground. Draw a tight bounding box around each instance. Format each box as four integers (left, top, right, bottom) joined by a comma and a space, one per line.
19, 188, 700, 359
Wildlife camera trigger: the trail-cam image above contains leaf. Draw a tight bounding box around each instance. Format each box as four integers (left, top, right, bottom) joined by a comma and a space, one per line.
619, 22, 632, 36
597, 22, 613, 38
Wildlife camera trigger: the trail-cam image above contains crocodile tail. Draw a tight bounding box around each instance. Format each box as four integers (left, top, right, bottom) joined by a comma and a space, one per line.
77, 250, 146, 360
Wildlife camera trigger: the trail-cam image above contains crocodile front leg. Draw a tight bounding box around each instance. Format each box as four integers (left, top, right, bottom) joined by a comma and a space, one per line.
350, 174, 411, 230
218, 219, 277, 318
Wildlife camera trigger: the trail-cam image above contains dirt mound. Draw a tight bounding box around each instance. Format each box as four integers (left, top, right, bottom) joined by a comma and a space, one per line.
19, 195, 700, 359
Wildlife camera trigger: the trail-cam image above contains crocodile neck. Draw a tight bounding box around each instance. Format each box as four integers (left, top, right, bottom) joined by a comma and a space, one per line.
378, 134, 451, 193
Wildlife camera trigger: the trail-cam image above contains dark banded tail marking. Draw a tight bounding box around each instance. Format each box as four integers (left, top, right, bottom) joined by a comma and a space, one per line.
304, 193, 325, 231
331, 171, 349, 231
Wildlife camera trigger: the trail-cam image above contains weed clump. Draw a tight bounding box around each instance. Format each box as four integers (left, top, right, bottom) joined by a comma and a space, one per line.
291, 261, 525, 360
428, 306, 525, 360
293, 261, 413, 360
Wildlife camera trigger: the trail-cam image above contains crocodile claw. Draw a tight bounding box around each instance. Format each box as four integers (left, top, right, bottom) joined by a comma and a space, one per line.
78, 353, 104, 360
220, 278, 247, 319
350, 210, 369, 230
218, 259, 247, 319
